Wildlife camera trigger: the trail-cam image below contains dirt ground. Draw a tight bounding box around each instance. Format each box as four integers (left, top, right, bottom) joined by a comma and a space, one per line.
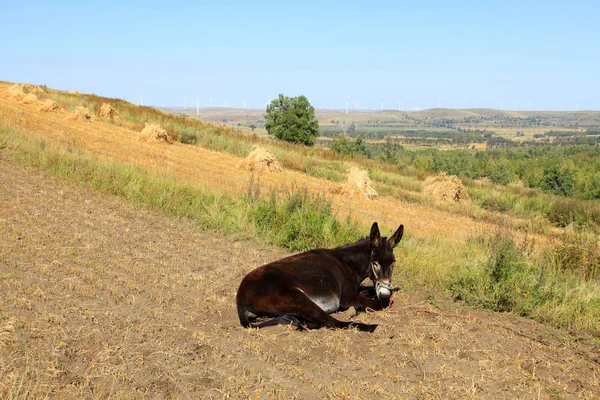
1, 158, 598, 399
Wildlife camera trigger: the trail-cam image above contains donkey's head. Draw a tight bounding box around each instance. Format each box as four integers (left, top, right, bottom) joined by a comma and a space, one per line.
368, 222, 404, 299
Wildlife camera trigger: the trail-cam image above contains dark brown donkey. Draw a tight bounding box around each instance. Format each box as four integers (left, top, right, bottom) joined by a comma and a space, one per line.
236, 222, 404, 332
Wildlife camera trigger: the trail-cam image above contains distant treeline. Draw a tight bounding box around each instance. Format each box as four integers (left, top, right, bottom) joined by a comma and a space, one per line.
544, 129, 600, 137
321, 126, 487, 145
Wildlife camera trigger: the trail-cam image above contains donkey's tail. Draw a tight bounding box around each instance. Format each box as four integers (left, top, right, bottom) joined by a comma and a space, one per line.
236, 299, 252, 328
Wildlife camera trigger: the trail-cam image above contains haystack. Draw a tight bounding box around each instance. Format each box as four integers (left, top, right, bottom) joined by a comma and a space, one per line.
2, 84, 26, 101
330, 166, 378, 199
98, 103, 123, 121
422, 173, 470, 203
70, 90, 80, 94
138, 123, 173, 144
20, 93, 39, 105
31, 86, 47, 96
2, 84, 48, 102
66, 106, 97, 122
237, 146, 282, 173
21, 84, 46, 97
39, 99, 64, 113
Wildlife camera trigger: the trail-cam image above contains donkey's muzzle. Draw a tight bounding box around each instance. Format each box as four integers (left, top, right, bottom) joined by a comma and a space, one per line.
376, 280, 397, 299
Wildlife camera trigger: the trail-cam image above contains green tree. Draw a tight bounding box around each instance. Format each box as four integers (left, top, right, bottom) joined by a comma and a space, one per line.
264, 94, 319, 145
491, 160, 514, 185
346, 122, 356, 137
540, 165, 575, 196
331, 134, 351, 155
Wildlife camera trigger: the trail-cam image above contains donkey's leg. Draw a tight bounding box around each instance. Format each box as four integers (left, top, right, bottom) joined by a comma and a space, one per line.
285, 292, 378, 332
250, 315, 306, 330
352, 291, 385, 311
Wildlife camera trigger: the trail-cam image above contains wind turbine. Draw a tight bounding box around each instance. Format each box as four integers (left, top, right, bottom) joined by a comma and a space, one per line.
528, 100, 533, 111
139, 93, 144, 106
224, 99, 228, 108
209, 93, 213, 108
573, 102, 579, 111
396, 100, 403, 111
513, 100, 519, 111
195, 94, 200, 115
341, 97, 350, 114
243, 99, 247, 109
435, 100, 441, 108
354, 99, 361, 111
498, 100, 504, 110
184, 97, 187, 110
379, 102, 384, 111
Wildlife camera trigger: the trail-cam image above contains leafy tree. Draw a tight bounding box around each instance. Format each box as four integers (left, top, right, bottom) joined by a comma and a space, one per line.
265, 94, 319, 145
331, 134, 351, 155
540, 165, 574, 196
331, 133, 369, 157
346, 122, 356, 136
382, 137, 399, 163
491, 161, 514, 185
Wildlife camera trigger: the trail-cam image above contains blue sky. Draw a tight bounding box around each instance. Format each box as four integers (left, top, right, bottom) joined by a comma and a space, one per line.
2, 1, 598, 110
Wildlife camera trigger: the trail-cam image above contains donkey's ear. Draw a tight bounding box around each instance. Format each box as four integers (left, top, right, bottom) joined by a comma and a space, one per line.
370, 222, 381, 248
388, 224, 404, 249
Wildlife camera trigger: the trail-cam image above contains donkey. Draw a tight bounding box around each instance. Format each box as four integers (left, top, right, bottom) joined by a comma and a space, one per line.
236, 222, 404, 332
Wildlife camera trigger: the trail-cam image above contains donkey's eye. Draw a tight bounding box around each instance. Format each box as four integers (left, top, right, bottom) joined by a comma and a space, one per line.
373, 262, 381, 271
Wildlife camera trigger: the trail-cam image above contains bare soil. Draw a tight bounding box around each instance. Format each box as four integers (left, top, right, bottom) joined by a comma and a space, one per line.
1, 158, 598, 399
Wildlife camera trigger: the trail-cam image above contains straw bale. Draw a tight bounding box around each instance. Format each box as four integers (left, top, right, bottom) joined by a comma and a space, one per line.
39, 99, 64, 113
422, 173, 470, 203
66, 106, 97, 122
330, 166, 378, 199
138, 123, 173, 144
237, 146, 282, 172
98, 103, 123, 121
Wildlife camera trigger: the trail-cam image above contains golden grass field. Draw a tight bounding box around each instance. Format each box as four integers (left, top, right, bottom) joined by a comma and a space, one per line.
1, 83, 599, 398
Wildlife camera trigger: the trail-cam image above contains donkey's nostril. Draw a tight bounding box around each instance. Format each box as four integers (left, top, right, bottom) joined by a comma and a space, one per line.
378, 287, 391, 299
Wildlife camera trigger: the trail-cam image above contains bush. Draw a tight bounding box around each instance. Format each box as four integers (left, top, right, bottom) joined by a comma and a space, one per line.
249, 186, 360, 251
540, 165, 574, 196
490, 161, 514, 185
179, 132, 198, 145
554, 234, 600, 280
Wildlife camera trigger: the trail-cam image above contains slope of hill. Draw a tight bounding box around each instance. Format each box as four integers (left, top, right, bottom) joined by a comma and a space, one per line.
1, 157, 598, 399
1, 81, 599, 398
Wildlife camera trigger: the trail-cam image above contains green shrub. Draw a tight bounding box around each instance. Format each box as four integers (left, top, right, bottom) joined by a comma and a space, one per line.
180, 132, 198, 144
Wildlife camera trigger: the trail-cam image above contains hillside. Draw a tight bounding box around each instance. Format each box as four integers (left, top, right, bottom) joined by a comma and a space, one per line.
2, 157, 599, 399
1, 81, 599, 398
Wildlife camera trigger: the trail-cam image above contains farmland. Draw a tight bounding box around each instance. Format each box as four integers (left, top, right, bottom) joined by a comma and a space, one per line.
1, 82, 599, 399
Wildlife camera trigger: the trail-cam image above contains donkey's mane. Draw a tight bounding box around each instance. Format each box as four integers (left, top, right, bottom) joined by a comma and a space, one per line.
335, 235, 390, 250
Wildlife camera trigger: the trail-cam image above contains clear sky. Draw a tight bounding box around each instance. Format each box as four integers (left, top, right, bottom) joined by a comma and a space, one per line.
2, 1, 598, 110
